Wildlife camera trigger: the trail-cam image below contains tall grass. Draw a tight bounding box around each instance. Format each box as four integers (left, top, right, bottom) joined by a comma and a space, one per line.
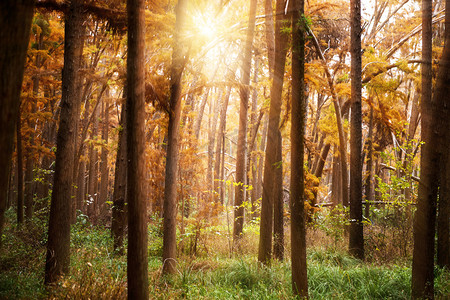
0, 208, 449, 299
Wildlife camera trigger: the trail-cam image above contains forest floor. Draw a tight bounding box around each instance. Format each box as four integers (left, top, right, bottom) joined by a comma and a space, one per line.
0, 208, 449, 299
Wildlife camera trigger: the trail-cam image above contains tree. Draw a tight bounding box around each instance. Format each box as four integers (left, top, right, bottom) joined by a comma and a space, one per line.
290, 0, 308, 297
0, 0, 35, 247
162, 0, 188, 275
233, 0, 257, 245
349, 0, 364, 260
436, 0, 450, 271
112, 100, 127, 254
258, 0, 289, 265
16, 112, 24, 225
411, 0, 435, 297
412, 0, 450, 297
126, 0, 149, 297
99, 98, 109, 221
45, 0, 85, 284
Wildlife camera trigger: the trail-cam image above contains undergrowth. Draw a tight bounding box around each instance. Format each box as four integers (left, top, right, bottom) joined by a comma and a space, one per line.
0, 207, 449, 299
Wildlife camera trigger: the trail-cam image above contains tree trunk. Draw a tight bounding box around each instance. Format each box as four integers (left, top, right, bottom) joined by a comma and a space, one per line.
87, 105, 99, 220
207, 91, 221, 201
233, 0, 257, 246
290, 0, 309, 297
194, 88, 210, 139
214, 87, 231, 202
45, 0, 84, 284
112, 101, 127, 255
99, 98, 110, 221
364, 107, 374, 218
333, 99, 349, 207
436, 0, 450, 271
0, 0, 35, 247
437, 145, 450, 269
162, 0, 187, 275
16, 113, 24, 225
264, 0, 275, 79
411, 0, 435, 297
76, 98, 91, 215
273, 130, 284, 260
349, 0, 364, 260
256, 115, 268, 213
126, 0, 149, 297
259, 0, 289, 265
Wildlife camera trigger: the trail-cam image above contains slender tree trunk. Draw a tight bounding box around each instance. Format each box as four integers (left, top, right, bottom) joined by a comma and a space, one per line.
333, 99, 349, 207
349, 0, 364, 260
331, 149, 342, 206
99, 98, 109, 221
437, 144, 450, 269
290, 0, 308, 296
364, 107, 374, 218
214, 87, 231, 202
0, 0, 35, 247
16, 113, 24, 225
246, 57, 260, 214
411, 0, 435, 297
162, 0, 187, 275
259, 0, 289, 264
233, 0, 258, 245
87, 106, 99, 219
112, 101, 127, 255
77, 98, 91, 214
256, 116, 268, 212
126, 0, 148, 297
194, 88, 210, 139
45, 0, 84, 284
273, 130, 284, 260
264, 0, 275, 79
207, 92, 221, 201
436, 0, 450, 271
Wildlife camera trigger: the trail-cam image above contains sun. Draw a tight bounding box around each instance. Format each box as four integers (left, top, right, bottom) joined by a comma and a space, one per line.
198, 23, 216, 40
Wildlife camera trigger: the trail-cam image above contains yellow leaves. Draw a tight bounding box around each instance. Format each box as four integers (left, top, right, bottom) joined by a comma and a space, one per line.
334, 82, 351, 99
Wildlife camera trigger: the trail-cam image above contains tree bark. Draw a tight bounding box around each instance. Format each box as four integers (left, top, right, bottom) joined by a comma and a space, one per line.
411, 0, 435, 297
214, 87, 231, 202
364, 107, 374, 218
264, 0, 275, 79
0, 0, 35, 247
126, 0, 149, 297
290, 0, 308, 297
436, 0, 450, 271
87, 105, 99, 219
112, 101, 127, 255
99, 98, 110, 221
194, 88, 210, 139
259, 0, 289, 265
273, 130, 284, 260
162, 0, 187, 275
16, 113, 24, 225
207, 91, 221, 201
233, 0, 257, 246
45, 0, 84, 284
349, 0, 364, 260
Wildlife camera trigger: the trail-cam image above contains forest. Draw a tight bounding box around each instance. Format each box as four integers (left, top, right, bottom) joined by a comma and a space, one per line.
0, 0, 449, 299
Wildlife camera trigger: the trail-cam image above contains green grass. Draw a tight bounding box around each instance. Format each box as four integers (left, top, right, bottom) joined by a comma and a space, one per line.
0, 208, 449, 299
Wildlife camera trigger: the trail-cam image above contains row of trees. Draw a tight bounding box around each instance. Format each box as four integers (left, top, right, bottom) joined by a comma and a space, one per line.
1, 0, 449, 299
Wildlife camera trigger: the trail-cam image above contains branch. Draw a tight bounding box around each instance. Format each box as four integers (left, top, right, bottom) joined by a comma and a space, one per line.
36, 0, 127, 32
385, 12, 445, 59
379, 163, 419, 182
